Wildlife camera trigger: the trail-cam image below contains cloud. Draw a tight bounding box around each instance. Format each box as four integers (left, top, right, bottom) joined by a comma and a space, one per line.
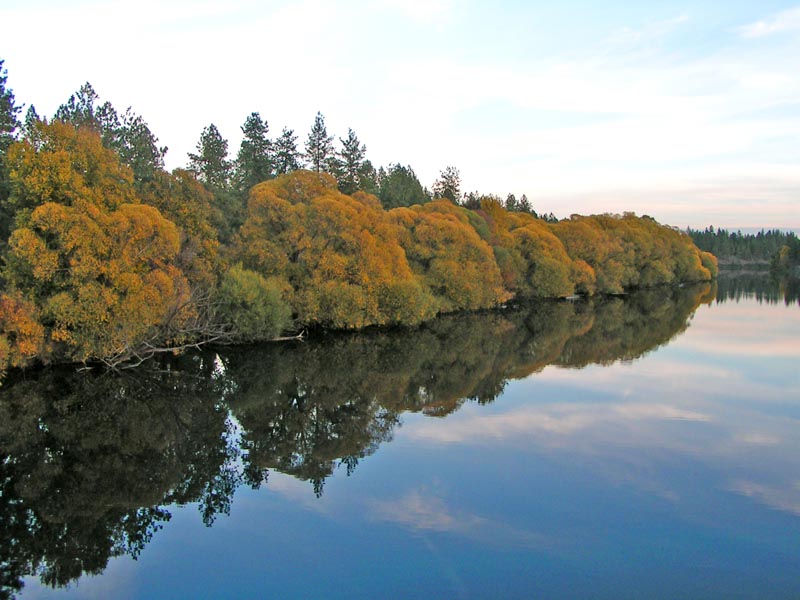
369, 489, 470, 532
368, 487, 550, 548
266, 471, 329, 511
406, 402, 712, 445
729, 479, 800, 515
740, 7, 800, 38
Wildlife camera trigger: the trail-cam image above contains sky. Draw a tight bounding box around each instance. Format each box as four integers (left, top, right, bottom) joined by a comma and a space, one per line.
1, 0, 799, 229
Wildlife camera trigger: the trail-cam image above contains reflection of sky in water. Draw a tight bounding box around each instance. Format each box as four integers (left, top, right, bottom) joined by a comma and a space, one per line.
22, 298, 800, 599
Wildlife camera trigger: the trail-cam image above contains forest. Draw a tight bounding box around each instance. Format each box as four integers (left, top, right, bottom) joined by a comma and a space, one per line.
687, 226, 798, 266
0, 61, 718, 372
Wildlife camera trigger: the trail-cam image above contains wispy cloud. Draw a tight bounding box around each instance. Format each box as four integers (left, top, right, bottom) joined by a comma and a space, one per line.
729, 479, 800, 515
740, 6, 800, 38
406, 402, 712, 445
368, 487, 550, 548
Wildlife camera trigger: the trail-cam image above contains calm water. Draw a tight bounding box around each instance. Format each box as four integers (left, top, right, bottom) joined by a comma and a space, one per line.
2, 278, 799, 599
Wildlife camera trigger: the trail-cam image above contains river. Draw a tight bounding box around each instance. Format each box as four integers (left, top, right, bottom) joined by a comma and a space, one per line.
2, 276, 799, 599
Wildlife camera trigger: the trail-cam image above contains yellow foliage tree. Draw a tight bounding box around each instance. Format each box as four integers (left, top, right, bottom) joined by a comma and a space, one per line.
389, 200, 507, 312
2, 121, 192, 365
234, 171, 436, 328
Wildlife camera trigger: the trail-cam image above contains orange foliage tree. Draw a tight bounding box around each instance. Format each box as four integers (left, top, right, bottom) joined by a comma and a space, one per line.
1, 120, 193, 366
234, 171, 436, 329
389, 200, 507, 312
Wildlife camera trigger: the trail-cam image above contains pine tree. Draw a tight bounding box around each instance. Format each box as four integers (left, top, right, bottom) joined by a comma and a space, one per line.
0, 59, 21, 157
0, 59, 23, 244
505, 193, 518, 212
358, 159, 379, 195
518, 193, 531, 214
377, 164, 427, 208
304, 111, 334, 173
336, 128, 366, 194
116, 108, 166, 184
234, 112, 273, 193
274, 127, 302, 175
188, 123, 231, 190
433, 166, 461, 202
54, 83, 165, 184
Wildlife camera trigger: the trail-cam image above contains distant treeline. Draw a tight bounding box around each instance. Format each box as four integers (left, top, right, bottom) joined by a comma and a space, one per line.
0, 61, 716, 372
687, 226, 798, 265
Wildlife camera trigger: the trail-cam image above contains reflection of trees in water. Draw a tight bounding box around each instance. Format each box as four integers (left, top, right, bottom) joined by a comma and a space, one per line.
0, 284, 712, 597
0, 353, 236, 599
223, 284, 712, 488
714, 271, 800, 306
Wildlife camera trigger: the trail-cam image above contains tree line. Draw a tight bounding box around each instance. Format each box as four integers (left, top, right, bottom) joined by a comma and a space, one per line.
687, 226, 798, 266
0, 61, 717, 373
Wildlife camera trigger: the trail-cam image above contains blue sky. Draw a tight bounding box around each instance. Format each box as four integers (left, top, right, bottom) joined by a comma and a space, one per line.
1, 0, 799, 229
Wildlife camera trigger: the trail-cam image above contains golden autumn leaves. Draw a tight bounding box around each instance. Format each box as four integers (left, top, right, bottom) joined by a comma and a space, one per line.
232, 170, 717, 331
0, 122, 718, 373
1, 122, 193, 368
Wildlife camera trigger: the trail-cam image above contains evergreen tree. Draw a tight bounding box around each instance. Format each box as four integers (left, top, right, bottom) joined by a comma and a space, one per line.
188, 123, 231, 190
336, 128, 367, 194
54, 82, 101, 131
54, 83, 165, 184
304, 111, 334, 173
0, 59, 21, 157
518, 193, 531, 214
234, 112, 273, 193
358, 159, 379, 195
377, 164, 428, 208
0, 59, 22, 244
274, 127, 302, 175
433, 166, 461, 202
117, 108, 166, 184
505, 193, 518, 212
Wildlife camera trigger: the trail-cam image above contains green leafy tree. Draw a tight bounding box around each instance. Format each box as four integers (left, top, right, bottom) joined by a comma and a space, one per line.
216, 264, 292, 341
433, 166, 461, 202
274, 127, 302, 175
304, 111, 334, 173
234, 112, 273, 194
336, 128, 367, 194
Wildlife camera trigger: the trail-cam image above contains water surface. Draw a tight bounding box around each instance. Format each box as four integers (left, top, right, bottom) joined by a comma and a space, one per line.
2, 279, 799, 599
